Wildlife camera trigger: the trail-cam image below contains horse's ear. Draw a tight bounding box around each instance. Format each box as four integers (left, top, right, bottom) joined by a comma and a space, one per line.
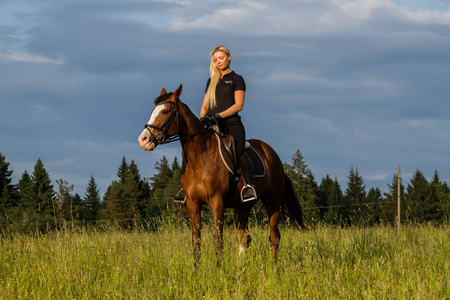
174, 84, 182, 99
160, 87, 167, 96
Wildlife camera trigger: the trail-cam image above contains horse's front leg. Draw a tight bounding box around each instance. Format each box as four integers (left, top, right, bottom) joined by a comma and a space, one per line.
234, 210, 251, 255
187, 198, 201, 266
211, 198, 224, 260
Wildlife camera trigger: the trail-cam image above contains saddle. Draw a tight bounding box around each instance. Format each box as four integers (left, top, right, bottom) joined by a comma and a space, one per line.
214, 132, 266, 179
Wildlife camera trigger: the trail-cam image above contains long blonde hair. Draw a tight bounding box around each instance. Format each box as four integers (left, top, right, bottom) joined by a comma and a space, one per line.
205, 45, 231, 109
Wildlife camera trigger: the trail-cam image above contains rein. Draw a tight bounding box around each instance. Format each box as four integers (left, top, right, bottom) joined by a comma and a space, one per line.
144, 100, 205, 145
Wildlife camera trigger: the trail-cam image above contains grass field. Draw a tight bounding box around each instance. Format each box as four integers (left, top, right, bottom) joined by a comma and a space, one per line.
1, 221, 449, 299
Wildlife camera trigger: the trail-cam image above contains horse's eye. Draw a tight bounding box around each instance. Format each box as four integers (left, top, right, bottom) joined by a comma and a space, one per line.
162, 110, 169, 115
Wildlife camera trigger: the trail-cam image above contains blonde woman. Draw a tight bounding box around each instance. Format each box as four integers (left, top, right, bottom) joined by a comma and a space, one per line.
200, 45, 256, 201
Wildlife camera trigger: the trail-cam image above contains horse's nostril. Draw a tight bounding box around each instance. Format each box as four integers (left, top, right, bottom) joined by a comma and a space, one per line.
139, 135, 148, 144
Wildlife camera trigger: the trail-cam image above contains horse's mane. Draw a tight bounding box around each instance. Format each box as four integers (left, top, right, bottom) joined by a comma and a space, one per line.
154, 92, 173, 105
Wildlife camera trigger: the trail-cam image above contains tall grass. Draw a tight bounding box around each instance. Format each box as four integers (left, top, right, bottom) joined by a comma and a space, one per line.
1, 222, 449, 299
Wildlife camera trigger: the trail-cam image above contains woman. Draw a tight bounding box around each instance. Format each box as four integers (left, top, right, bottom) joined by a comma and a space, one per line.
200, 45, 256, 201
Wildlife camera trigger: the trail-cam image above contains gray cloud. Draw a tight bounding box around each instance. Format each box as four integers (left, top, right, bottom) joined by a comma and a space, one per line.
1, 0, 450, 196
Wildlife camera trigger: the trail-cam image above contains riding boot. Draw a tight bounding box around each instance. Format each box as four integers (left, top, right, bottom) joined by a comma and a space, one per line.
239, 152, 257, 201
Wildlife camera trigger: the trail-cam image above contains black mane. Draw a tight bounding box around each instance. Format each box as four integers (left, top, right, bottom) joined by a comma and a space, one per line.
154, 92, 173, 105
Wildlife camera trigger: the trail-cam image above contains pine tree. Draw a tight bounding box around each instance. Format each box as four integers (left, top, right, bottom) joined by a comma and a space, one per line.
56, 179, 74, 220
284, 149, 319, 221
141, 178, 154, 218
31, 158, 55, 228
344, 166, 366, 224
0, 153, 14, 199
162, 157, 183, 208
121, 168, 142, 220
15, 171, 37, 231
430, 170, 449, 222
326, 177, 348, 225
117, 156, 128, 184
128, 160, 153, 218
128, 160, 142, 186
103, 180, 126, 226
439, 182, 450, 220
150, 156, 172, 202
345, 167, 366, 205
164, 168, 182, 208
72, 193, 82, 221
318, 175, 334, 221
83, 175, 101, 224
171, 156, 181, 173
0, 153, 16, 223
366, 187, 384, 225
406, 169, 438, 222
0, 183, 12, 227
103, 157, 147, 227
16, 171, 34, 210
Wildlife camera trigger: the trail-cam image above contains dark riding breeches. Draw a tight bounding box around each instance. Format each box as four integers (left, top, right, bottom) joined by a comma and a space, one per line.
219, 116, 246, 157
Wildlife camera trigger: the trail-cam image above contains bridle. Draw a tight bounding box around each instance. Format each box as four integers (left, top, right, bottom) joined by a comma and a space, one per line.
144, 101, 179, 145
143, 100, 205, 145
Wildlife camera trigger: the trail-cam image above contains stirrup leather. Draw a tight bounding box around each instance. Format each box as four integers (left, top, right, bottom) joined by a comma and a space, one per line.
240, 184, 257, 202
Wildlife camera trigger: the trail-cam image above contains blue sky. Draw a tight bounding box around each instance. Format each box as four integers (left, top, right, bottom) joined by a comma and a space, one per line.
1, 0, 450, 196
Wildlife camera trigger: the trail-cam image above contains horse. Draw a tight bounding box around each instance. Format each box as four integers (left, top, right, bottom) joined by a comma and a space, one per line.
138, 84, 305, 263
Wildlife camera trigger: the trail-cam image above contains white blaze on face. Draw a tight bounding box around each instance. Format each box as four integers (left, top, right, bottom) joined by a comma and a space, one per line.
138, 104, 167, 151
149, 105, 166, 126
144, 104, 166, 136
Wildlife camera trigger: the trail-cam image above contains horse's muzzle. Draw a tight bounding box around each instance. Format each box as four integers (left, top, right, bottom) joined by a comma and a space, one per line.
138, 131, 157, 151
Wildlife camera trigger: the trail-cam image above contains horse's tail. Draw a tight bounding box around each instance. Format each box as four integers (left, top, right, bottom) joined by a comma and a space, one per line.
282, 174, 307, 229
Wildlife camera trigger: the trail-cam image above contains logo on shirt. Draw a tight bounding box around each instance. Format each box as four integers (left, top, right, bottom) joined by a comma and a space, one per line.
224, 80, 233, 84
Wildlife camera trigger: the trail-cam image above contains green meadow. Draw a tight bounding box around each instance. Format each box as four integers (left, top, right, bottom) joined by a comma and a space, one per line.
1, 222, 449, 299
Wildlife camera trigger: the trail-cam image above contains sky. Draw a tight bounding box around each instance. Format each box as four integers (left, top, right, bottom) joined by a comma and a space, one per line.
1, 0, 450, 197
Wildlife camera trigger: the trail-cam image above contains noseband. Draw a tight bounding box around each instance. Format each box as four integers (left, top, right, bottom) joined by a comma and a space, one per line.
144, 101, 180, 145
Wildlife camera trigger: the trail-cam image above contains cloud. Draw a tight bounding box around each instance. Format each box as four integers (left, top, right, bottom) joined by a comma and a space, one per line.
0, 49, 64, 64
165, 0, 450, 35
338, 0, 398, 20
168, 0, 345, 35
2, 0, 450, 196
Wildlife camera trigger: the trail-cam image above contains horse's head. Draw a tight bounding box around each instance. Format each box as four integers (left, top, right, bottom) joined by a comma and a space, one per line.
138, 84, 182, 151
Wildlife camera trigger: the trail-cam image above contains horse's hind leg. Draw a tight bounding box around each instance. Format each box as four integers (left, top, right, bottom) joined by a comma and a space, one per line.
233, 209, 251, 255
267, 208, 281, 262
262, 183, 283, 262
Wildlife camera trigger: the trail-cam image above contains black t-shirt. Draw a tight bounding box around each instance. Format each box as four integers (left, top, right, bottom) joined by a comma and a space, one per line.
204, 71, 246, 118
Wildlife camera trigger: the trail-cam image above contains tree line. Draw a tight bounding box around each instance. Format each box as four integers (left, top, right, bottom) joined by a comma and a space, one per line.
1, 150, 449, 233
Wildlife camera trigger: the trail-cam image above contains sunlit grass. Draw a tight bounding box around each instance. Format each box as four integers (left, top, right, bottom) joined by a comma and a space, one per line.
1, 222, 449, 299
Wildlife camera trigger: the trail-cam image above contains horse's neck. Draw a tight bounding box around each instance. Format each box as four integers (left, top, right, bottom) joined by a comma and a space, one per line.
179, 105, 216, 164
178, 103, 204, 139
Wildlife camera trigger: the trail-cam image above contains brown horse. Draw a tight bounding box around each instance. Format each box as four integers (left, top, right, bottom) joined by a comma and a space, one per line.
138, 84, 305, 262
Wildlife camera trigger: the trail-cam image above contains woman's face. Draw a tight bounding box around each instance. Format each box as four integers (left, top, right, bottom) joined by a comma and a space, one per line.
213, 51, 231, 71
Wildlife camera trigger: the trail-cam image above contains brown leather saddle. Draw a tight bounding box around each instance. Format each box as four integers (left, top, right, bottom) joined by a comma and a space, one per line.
214, 133, 266, 179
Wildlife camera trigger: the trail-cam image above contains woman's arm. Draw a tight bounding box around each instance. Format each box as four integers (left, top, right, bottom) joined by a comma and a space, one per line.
217, 90, 245, 118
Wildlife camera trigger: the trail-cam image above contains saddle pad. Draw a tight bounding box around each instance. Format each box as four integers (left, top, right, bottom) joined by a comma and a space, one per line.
246, 146, 266, 177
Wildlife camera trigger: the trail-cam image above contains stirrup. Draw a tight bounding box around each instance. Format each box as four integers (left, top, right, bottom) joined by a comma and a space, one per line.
240, 184, 257, 202
174, 188, 186, 204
